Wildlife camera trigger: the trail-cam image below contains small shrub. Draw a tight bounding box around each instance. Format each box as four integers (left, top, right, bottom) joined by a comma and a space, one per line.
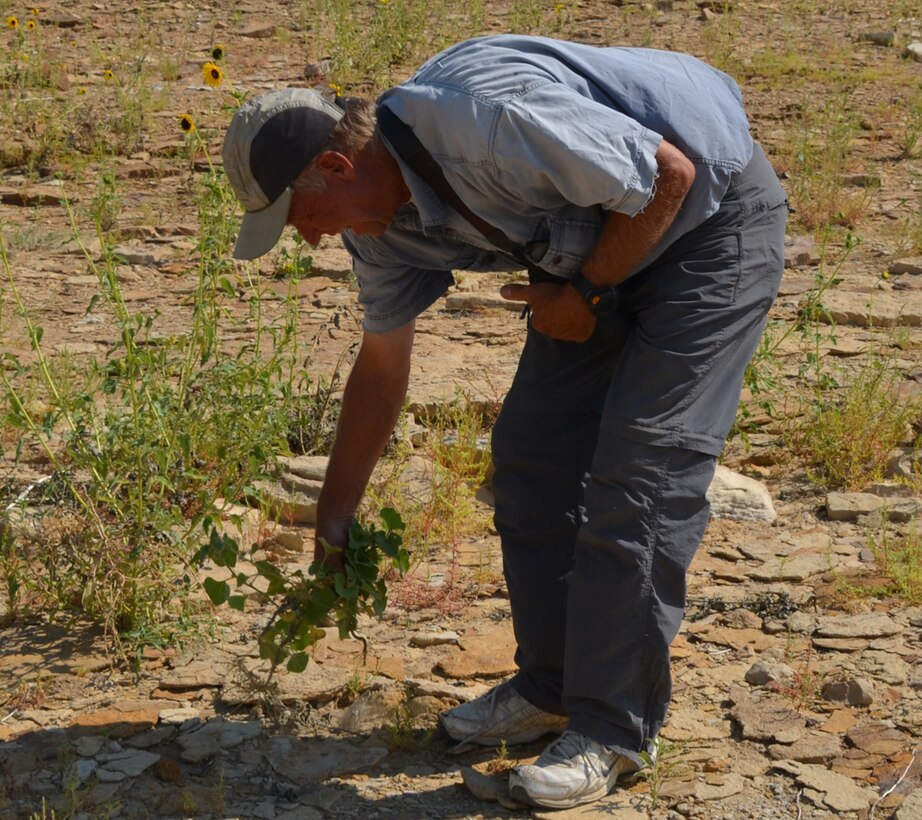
867, 524, 922, 604
792, 353, 919, 490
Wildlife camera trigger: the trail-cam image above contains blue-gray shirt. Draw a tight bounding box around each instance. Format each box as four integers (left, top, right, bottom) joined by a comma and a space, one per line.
344, 34, 755, 333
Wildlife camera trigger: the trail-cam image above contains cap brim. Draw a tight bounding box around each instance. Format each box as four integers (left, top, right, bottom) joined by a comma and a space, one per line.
232, 186, 294, 260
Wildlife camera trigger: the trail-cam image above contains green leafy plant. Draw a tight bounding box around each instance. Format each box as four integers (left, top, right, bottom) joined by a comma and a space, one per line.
0, 155, 319, 650
865, 522, 922, 604
196, 508, 409, 680
732, 233, 856, 445
793, 352, 919, 489
637, 737, 689, 810
368, 395, 493, 560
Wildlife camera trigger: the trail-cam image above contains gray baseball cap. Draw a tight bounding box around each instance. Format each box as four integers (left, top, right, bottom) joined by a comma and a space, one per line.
222, 88, 344, 260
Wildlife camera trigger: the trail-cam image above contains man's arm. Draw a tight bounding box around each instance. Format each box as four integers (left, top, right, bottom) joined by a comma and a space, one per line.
581, 139, 696, 287
315, 320, 416, 565
500, 139, 696, 341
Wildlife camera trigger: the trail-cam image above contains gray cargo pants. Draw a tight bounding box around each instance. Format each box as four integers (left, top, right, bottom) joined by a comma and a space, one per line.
491, 145, 786, 763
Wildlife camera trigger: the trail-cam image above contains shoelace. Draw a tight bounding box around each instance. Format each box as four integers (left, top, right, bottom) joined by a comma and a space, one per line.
540, 731, 610, 779
452, 679, 515, 750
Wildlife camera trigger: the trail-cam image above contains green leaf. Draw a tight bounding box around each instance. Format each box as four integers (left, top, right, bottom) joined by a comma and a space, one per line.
203, 577, 230, 605
379, 507, 405, 532
286, 652, 309, 673
227, 595, 245, 611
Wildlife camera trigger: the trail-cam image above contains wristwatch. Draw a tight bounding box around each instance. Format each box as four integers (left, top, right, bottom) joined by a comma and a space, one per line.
569, 272, 621, 317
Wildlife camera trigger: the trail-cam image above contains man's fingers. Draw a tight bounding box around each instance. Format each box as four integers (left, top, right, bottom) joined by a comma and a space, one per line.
499, 283, 532, 302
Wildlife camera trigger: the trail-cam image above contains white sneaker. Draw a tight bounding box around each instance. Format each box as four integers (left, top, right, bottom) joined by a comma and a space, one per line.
508, 730, 640, 808
439, 680, 568, 747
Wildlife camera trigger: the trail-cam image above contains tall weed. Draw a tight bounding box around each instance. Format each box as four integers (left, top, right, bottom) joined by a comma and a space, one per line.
792, 353, 919, 490
0, 166, 317, 652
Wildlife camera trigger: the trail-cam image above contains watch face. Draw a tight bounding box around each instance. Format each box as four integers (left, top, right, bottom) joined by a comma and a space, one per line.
590, 286, 620, 317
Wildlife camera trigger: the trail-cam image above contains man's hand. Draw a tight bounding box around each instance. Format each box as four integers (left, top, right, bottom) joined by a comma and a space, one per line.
500, 281, 597, 342
314, 517, 350, 575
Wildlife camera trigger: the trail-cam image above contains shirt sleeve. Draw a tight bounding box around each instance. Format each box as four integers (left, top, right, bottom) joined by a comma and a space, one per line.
490, 82, 663, 216
343, 231, 455, 334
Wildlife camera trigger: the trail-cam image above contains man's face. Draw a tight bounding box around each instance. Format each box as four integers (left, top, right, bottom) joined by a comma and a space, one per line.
286, 150, 403, 246
287, 182, 389, 246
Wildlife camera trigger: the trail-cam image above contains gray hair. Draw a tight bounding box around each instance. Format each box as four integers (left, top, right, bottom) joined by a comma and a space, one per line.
294, 96, 379, 193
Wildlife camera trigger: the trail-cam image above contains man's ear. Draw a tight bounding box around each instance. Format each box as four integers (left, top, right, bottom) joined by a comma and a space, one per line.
315, 150, 355, 180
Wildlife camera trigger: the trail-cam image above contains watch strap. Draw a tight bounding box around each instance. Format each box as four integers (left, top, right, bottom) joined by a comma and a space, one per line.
570, 272, 621, 316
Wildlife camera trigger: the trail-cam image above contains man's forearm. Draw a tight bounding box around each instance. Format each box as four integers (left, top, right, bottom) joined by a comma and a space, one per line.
316, 323, 415, 537
582, 139, 696, 287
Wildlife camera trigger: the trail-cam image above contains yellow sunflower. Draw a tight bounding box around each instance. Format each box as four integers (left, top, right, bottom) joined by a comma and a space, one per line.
30, 7, 40, 15
202, 61, 222, 88
25, 19, 36, 31
179, 113, 196, 133
211, 44, 225, 61
6, 16, 19, 29
103, 68, 114, 82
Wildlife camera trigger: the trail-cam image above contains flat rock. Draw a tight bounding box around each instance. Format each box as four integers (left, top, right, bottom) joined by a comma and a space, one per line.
854, 649, 909, 685
445, 293, 520, 313
745, 660, 795, 686
821, 709, 858, 734
812, 637, 867, 652
96, 749, 160, 778
821, 290, 922, 328
404, 678, 490, 702
338, 688, 407, 734
820, 678, 874, 706
115, 161, 170, 180
748, 552, 834, 582
768, 733, 841, 763
0, 185, 69, 207
687, 625, 775, 651
706, 465, 776, 522
815, 612, 901, 638
42, 11, 82, 26
460, 767, 523, 810
238, 23, 277, 38
264, 736, 387, 785
531, 794, 649, 819
158, 660, 228, 690
784, 235, 819, 268
890, 256, 922, 275
696, 772, 746, 801
158, 707, 201, 727
247, 478, 319, 524
826, 492, 921, 522
730, 695, 805, 744
74, 736, 104, 757
660, 706, 732, 741
894, 787, 922, 819
436, 627, 517, 680
177, 719, 262, 763
70, 707, 160, 739
846, 722, 909, 756
409, 631, 461, 647
220, 662, 354, 706
278, 455, 329, 481
773, 760, 875, 812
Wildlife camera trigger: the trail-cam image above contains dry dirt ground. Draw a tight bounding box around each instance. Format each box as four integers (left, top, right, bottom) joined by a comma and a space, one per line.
1, 1, 922, 819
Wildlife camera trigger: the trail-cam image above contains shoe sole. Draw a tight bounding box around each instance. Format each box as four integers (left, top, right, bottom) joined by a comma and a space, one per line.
508, 767, 635, 809
509, 779, 612, 809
